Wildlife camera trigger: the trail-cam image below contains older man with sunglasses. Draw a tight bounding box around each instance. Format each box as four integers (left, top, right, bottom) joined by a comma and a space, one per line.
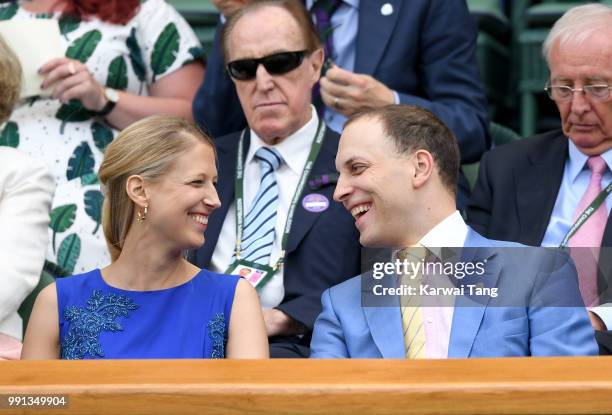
190, 0, 361, 358
467, 4, 612, 353
196, 0, 489, 210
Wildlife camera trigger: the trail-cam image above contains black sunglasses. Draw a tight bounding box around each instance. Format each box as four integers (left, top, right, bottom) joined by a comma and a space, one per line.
226, 50, 307, 81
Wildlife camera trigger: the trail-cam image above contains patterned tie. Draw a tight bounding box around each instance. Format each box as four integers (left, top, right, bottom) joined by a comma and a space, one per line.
398, 246, 428, 359
310, 0, 343, 115
238, 147, 283, 265
569, 156, 609, 307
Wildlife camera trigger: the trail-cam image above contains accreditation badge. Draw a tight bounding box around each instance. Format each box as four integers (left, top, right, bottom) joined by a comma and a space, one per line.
225, 259, 276, 290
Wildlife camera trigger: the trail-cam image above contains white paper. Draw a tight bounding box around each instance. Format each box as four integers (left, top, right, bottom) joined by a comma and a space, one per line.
0, 19, 64, 98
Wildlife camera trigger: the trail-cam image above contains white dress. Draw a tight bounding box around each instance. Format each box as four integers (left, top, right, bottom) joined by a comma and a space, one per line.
0, 0, 203, 274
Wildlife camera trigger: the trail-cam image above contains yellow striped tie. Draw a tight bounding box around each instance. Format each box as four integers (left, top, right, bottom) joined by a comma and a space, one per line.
398, 246, 427, 359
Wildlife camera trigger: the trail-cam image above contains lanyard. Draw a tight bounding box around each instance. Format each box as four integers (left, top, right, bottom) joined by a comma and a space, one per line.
559, 182, 612, 248
233, 120, 326, 270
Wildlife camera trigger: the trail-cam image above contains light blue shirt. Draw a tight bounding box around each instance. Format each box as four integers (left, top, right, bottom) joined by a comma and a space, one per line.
305, 0, 400, 133
540, 141, 612, 327
541, 141, 612, 248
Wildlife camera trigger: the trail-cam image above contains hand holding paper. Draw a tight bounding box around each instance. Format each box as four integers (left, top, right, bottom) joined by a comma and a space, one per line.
40, 57, 106, 111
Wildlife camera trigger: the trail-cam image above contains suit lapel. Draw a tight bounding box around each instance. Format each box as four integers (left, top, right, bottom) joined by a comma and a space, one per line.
515, 133, 567, 245
448, 229, 500, 358
354, 0, 401, 75
360, 269, 405, 358
286, 128, 339, 254
603, 215, 612, 246
598, 216, 612, 302
363, 302, 405, 358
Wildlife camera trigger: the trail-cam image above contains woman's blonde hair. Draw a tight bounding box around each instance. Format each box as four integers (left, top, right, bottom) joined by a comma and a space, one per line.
0, 35, 22, 124
98, 114, 215, 261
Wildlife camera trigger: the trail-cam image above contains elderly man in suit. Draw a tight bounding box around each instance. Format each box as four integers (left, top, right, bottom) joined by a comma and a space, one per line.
467, 4, 612, 349
310, 104, 597, 358
194, 0, 490, 209
189, 0, 360, 358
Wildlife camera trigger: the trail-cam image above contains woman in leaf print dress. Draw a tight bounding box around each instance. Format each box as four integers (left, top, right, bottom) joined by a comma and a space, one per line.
0, 0, 205, 274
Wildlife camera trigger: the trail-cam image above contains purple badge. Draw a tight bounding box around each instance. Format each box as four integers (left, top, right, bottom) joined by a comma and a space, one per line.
302, 193, 329, 213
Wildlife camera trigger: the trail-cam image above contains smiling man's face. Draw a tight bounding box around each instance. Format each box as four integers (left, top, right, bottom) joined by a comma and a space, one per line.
227, 6, 323, 144
333, 117, 417, 248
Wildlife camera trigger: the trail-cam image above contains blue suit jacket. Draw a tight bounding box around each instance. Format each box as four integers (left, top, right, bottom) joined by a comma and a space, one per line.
310, 228, 599, 358
190, 127, 361, 334
193, 0, 489, 164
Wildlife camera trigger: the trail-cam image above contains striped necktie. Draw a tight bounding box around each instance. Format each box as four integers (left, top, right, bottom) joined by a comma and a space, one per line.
398, 246, 428, 359
239, 147, 283, 265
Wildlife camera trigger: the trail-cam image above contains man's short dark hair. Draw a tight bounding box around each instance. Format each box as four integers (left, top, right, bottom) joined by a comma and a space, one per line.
221, 0, 322, 63
345, 105, 460, 195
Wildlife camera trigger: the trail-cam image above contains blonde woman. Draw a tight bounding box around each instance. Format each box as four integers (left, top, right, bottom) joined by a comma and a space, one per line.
0, 36, 54, 360
22, 115, 268, 359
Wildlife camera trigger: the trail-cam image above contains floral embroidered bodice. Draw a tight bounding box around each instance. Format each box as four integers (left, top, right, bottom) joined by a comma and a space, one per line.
56, 269, 239, 359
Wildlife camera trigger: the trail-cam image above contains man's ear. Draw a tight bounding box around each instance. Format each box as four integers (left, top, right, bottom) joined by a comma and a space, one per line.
310, 48, 325, 84
411, 150, 435, 189
125, 175, 149, 208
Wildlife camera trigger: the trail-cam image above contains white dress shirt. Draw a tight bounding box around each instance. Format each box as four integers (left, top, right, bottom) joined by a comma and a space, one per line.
211, 107, 320, 308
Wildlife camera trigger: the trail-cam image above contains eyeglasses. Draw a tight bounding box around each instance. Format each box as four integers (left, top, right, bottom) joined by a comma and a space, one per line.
226, 50, 307, 81
544, 84, 612, 102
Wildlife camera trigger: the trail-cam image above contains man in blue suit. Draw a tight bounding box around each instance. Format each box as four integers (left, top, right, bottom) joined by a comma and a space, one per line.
189, 1, 360, 358
194, 0, 490, 209
310, 104, 598, 358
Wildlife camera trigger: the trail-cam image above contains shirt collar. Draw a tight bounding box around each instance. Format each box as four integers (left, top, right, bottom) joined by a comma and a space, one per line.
568, 140, 612, 183
247, 106, 320, 175
418, 211, 469, 253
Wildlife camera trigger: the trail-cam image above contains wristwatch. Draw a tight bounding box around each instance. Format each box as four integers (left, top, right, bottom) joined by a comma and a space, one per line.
97, 87, 119, 116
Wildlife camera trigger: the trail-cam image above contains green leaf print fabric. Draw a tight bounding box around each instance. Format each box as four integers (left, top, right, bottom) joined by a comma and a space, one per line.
58, 15, 80, 40
0, 2, 17, 20
91, 122, 113, 152
65, 29, 102, 63
0, 0, 203, 274
151, 23, 180, 82
66, 141, 95, 180
106, 56, 129, 90
84, 190, 104, 234
0, 122, 19, 148
50, 204, 78, 253
57, 233, 81, 274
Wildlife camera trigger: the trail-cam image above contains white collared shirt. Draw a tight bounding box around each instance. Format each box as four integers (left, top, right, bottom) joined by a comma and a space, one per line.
416, 210, 469, 358
210, 107, 320, 308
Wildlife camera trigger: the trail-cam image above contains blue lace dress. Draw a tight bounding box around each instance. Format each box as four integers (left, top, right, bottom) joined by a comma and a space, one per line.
56, 269, 239, 359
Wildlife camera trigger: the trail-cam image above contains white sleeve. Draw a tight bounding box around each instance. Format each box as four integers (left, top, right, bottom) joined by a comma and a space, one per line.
0, 148, 55, 338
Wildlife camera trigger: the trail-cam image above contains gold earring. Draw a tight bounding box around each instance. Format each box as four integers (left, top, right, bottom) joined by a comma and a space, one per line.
137, 204, 148, 223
